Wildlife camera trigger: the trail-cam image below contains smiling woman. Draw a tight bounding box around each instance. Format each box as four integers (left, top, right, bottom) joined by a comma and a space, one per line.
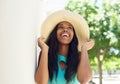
56, 21, 74, 45
35, 10, 95, 84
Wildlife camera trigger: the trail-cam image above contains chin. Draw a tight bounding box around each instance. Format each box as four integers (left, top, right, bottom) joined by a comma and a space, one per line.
59, 41, 71, 45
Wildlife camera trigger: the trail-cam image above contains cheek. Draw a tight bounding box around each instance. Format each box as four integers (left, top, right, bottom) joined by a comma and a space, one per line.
56, 30, 60, 38
57, 29, 63, 38
70, 31, 74, 40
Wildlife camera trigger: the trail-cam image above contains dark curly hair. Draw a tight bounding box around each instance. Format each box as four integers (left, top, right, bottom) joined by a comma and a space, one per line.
45, 24, 80, 83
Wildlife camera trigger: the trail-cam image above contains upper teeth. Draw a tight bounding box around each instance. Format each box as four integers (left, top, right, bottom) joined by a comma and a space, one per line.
61, 33, 69, 37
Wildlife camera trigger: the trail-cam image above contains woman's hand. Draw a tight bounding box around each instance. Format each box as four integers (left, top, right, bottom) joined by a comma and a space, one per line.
38, 36, 49, 51
81, 39, 95, 51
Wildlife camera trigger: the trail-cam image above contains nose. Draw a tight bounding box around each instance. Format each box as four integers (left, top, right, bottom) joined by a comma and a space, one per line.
63, 28, 69, 32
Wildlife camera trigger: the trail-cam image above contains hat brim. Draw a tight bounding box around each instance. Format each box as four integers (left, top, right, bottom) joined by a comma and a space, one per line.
40, 10, 90, 51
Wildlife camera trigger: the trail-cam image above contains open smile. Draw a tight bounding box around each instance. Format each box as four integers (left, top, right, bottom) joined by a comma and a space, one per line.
61, 33, 70, 38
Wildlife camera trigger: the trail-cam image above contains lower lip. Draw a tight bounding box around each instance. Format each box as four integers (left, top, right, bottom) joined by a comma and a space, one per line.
61, 36, 69, 39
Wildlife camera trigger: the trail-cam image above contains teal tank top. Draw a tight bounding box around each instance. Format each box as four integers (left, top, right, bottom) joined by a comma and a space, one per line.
48, 54, 80, 84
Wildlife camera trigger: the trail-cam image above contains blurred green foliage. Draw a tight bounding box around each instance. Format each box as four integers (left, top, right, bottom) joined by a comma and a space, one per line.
65, 0, 120, 71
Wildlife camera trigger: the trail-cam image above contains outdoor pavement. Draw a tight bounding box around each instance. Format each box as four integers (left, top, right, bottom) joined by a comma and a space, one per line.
92, 75, 120, 84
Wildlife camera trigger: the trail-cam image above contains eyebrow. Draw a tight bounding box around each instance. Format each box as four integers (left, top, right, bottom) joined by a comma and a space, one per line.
58, 23, 73, 27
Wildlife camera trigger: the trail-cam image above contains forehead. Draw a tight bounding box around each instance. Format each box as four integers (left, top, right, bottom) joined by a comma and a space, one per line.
58, 21, 73, 27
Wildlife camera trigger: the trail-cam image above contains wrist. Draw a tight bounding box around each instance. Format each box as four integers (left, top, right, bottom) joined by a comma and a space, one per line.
42, 48, 49, 53
81, 44, 87, 51
41, 45, 49, 51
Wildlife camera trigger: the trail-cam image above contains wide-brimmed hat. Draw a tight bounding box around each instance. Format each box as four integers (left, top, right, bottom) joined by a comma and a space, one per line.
40, 10, 90, 51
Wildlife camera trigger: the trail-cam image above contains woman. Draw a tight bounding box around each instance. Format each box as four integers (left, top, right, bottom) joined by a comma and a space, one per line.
35, 10, 94, 84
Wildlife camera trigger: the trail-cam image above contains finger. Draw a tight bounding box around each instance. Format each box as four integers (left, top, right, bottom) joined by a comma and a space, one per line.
86, 39, 95, 50
88, 39, 94, 42
40, 36, 46, 41
38, 36, 45, 42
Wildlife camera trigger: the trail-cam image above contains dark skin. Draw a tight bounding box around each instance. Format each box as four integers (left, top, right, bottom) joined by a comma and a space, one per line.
35, 21, 94, 84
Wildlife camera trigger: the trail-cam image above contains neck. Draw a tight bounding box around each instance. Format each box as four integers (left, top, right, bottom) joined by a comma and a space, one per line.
58, 44, 69, 57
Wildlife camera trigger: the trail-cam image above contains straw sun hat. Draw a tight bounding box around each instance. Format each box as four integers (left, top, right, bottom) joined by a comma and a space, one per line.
40, 10, 90, 51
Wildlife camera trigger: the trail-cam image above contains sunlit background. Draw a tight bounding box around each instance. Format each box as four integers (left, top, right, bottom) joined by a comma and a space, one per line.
0, 0, 119, 84
39, 0, 120, 84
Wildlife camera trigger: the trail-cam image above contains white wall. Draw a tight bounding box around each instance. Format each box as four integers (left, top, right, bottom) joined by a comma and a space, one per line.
0, 0, 68, 83
0, 0, 41, 84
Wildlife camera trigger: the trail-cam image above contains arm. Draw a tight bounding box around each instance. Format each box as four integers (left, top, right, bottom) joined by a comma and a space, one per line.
35, 37, 49, 84
77, 39, 94, 84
